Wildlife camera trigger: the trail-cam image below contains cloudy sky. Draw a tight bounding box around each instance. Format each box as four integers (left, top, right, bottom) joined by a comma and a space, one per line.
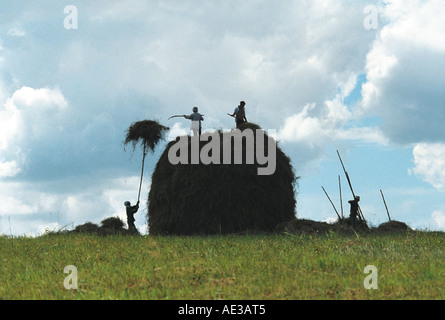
1, 0, 444, 236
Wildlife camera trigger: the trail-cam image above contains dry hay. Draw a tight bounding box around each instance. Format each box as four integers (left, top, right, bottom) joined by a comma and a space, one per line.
274, 219, 333, 235
71, 217, 138, 236
73, 222, 100, 234
148, 122, 298, 235
274, 218, 370, 235
124, 120, 169, 152
98, 217, 126, 236
374, 220, 411, 233
275, 218, 414, 235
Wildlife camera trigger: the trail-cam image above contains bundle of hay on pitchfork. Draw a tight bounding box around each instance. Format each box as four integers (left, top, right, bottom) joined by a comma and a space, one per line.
124, 120, 169, 203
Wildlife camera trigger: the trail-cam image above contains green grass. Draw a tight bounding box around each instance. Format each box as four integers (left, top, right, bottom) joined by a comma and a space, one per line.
1, 231, 444, 299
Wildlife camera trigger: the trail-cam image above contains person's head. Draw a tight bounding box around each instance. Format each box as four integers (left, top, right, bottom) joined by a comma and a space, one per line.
240, 101, 246, 107
355, 196, 360, 201
193, 106, 198, 113
124, 201, 131, 207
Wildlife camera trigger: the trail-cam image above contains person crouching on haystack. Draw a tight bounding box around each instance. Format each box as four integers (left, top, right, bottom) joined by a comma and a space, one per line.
124, 201, 139, 233
184, 107, 204, 136
348, 196, 360, 227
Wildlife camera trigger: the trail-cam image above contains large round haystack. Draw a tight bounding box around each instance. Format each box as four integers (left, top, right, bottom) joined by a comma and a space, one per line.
148, 123, 298, 235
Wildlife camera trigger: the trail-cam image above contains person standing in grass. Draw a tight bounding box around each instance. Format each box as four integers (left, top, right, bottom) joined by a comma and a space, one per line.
124, 201, 139, 233
348, 196, 360, 226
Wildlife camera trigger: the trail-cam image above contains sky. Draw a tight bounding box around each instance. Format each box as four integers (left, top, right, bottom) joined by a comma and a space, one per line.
0, 0, 444, 236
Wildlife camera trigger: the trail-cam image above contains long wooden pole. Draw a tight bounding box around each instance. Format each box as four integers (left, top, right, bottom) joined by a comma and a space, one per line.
380, 189, 392, 222
137, 143, 147, 203
336, 150, 366, 222
322, 186, 341, 220
339, 175, 344, 219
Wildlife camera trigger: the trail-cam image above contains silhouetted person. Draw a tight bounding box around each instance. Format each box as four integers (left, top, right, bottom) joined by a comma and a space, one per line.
228, 101, 247, 128
184, 107, 204, 136
348, 196, 360, 227
124, 201, 139, 233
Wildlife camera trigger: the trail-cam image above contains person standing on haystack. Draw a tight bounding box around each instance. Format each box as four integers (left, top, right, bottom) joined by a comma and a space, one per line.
228, 101, 248, 129
124, 200, 139, 233
348, 196, 360, 227
184, 107, 204, 136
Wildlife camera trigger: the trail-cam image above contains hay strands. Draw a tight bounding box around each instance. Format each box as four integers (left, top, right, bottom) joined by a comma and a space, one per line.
336, 150, 366, 222
124, 120, 170, 153
124, 120, 169, 202
322, 186, 341, 220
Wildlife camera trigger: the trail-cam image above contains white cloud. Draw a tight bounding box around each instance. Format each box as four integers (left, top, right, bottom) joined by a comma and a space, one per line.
0, 86, 68, 177
3, 86, 67, 142
8, 28, 26, 37
7, 86, 67, 111
278, 103, 330, 146
334, 127, 389, 146
432, 211, 445, 230
277, 100, 388, 148
0, 193, 36, 216
0, 175, 147, 236
382, 0, 445, 52
361, 0, 445, 144
168, 122, 189, 141
0, 159, 21, 177
411, 143, 445, 191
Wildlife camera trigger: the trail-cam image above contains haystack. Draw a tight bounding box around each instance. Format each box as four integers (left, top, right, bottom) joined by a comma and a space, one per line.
274, 219, 332, 235
70, 217, 132, 236
73, 222, 100, 234
148, 122, 298, 235
275, 217, 370, 235
375, 220, 411, 233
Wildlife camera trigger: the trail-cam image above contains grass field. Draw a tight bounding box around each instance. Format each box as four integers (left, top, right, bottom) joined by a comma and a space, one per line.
1, 231, 444, 300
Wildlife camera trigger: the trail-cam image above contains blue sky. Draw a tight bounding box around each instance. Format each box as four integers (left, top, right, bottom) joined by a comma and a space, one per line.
0, 0, 444, 235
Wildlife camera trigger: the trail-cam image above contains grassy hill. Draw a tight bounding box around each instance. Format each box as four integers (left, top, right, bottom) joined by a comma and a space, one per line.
1, 231, 444, 300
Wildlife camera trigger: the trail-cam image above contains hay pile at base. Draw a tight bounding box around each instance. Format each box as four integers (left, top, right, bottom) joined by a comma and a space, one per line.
275, 218, 412, 235
124, 120, 169, 152
374, 220, 411, 233
275, 218, 370, 234
148, 123, 298, 235
72, 217, 137, 236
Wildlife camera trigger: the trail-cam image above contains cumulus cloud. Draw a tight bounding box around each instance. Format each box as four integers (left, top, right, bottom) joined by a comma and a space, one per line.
432, 211, 445, 230
0, 160, 21, 177
411, 143, 445, 191
0, 86, 68, 177
7, 28, 26, 37
361, 0, 445, 144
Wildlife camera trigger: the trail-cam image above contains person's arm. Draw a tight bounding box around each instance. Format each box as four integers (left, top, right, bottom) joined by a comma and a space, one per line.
228, 108, 238, 118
